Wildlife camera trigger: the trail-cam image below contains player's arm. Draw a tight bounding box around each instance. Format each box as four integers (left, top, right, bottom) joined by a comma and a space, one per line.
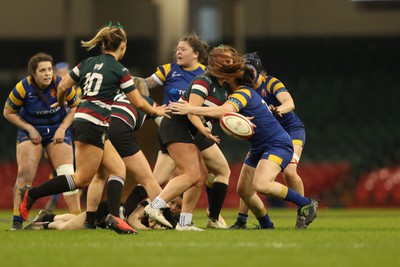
3, 108, 43, 144
271, 91, 295, 117
125, 89, 170, 118
170, 100, 235, 118
3, 91, 42, 144
57, 74, 75, 108
52, 107, 76, 144
132, 76, 162, 93
126, 205, 149, 230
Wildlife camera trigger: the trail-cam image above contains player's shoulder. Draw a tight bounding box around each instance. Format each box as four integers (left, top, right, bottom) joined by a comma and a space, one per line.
194, 73, 213, 84
235, 86, 253, 96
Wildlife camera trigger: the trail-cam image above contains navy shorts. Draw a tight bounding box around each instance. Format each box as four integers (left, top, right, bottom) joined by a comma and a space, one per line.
17, 125, 73, 147
244, 143, 293, 171
287, 126, 306, 147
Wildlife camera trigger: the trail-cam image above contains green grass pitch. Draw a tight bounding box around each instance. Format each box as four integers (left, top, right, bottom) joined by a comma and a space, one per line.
0, 208, 399, 267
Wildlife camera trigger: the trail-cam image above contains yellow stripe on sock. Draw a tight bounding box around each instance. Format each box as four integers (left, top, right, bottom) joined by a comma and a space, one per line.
279, 185, 289, 199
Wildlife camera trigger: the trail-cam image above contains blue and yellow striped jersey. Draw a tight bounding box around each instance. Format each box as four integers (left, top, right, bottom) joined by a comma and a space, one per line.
255, 75, 304, 131
151, 62, 206, 104
5, 75, 79, 126
226, 86, 292, 149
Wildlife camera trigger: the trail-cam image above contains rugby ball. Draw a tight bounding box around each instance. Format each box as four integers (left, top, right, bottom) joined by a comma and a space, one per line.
219, 112, 254, 140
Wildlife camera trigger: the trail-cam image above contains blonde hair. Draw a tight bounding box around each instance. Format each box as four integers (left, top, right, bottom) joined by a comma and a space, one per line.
207, 45, 244, 80
81, 25, 127, 53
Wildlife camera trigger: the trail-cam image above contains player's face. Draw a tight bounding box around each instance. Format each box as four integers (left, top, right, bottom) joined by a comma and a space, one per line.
34, 61, 53, 89
176, 41, 199, 68
168, 196, 182, 216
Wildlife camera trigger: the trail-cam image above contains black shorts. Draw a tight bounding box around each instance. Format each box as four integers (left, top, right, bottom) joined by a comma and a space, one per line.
193, 131, 215, 151
109, 118, 141, 158
158, 114, 214, 153
72, 121, 107, 149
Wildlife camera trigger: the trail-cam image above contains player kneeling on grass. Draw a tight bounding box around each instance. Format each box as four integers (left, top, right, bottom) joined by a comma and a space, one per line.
24, 196, 182, 232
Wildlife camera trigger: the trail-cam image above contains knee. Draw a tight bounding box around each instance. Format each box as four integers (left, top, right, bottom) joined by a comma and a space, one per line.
237, 184, 251, 199
283, 169, 300, 183
253, 178, 273, 195
16, 166, 35, 182
56, 164, 74, 176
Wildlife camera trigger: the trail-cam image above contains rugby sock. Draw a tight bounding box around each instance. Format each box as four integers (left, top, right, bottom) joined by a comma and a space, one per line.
106, 176, 125, 217
13, 215, 23, 223
205, 183, 213, 213
42, 213, 56, 223
85, 211, 96, 226
256, 213, 274, 229
28, 175, 76, 200
281, 186, 311, 207
42, 222, 51, 230
124, 185, 148, 216
208, 182, 228, 221
150, 196, 167, 209
237, 213, 249, 224
179, 213, 193, 226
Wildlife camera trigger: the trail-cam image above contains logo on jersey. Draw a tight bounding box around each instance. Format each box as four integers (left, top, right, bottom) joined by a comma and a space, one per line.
50, 89, 56, 98
172, 71, 181, 78
94, 63, 104, 70
261, 88, 267, 97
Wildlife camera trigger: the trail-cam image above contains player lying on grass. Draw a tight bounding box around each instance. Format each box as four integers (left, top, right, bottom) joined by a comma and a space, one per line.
24, 195, 182, 231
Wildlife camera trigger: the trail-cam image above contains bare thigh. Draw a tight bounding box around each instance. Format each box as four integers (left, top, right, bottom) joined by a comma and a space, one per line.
45, 142, 73, 169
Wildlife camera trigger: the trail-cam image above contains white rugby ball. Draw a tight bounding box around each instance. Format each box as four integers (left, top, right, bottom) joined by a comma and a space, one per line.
219, 112, 254, 140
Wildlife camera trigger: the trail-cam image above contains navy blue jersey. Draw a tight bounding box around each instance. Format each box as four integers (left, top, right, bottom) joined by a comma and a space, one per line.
255, 75, 304, 132
5, 75, 79, 127
152, 62, 206, 104
226, 86, 292, 150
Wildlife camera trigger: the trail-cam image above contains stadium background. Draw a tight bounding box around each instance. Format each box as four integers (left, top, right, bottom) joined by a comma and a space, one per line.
0, 0, 399, 209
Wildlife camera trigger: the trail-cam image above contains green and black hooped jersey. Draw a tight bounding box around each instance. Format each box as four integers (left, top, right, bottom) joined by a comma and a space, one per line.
180, 73, 230, 123
70, 54, 136, 127
111, 93, 158, 131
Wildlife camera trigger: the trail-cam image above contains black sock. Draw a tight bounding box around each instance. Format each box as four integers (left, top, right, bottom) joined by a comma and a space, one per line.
42, 214, 56, 223
124, 185, 148, 216
107, 178, 124, 217
29, 175, 76, 200
208, 182, 228, 221
86, 211, 96, 225
205, 184, 213, 212
43, 222, 50, 230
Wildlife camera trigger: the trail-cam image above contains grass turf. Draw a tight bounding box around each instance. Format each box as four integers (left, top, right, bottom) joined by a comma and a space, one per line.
0, 208, 399, 267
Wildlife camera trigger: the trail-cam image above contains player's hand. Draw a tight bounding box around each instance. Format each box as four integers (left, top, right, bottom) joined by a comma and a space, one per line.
155, 104, 171, 118
269, 104, 282, 117
169, 101, 191, 115
201, 127, 220, 144
50, 101, 67, 109
52, 127, 66, 144
245, 116, 257, 128
27, 126, 42, 145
